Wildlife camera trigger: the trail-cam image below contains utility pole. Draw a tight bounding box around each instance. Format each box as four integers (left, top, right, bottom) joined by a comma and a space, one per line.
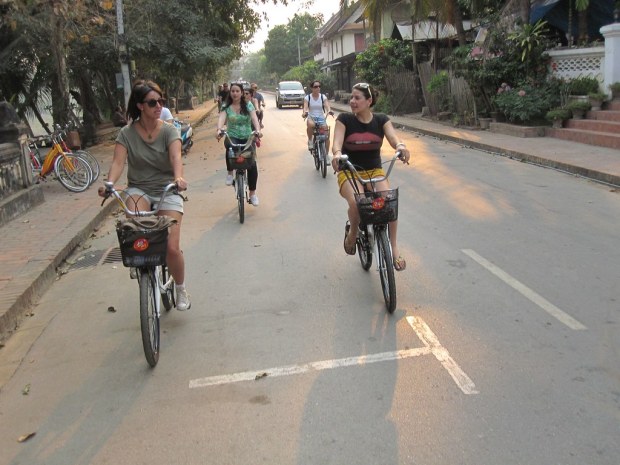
116, 0, 131, 109
298, 35, 301, 66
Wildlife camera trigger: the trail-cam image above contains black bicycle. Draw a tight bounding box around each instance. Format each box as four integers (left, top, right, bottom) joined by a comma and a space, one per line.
102, 182, 179, 367
338, 153, 403, 313
305, 114, 333, 179
218, 130, 259, 224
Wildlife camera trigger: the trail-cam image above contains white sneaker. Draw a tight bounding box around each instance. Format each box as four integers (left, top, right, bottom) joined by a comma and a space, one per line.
129, 267, 138, 279
225, 174, 234, 186
307, 140, 313, 150
250, 195, 259, 206
176, 285, 191, 311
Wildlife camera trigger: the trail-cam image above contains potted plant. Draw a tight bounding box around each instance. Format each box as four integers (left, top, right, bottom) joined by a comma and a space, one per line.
566, 100, 591, 119
545, 108, 571, 128
610, 82, 620, 100
588, 92, 607, 111
568, 76, 600, 98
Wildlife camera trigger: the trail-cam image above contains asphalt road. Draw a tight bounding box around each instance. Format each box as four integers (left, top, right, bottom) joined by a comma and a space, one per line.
1, 94, 619, 465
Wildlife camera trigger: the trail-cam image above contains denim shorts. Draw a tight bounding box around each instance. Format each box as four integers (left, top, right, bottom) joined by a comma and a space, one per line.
124, 186, 184, 214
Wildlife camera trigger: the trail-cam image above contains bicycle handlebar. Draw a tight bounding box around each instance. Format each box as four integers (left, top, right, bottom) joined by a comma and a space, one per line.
101, 181, 179, 216
217, 130, 260, 150
337, 152, 404, 185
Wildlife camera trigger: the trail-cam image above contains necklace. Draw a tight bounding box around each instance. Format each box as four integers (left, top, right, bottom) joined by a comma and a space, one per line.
140, 119, 157, 140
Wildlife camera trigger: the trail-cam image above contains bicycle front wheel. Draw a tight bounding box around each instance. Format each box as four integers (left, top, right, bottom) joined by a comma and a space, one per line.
54, 154, 92, 192
236, 170, 245, 224
357, 224, 373, 271
139, 269, 160, 367
318, 140, 327, 178
313, 141, 320, 171
160, 265, 175, 311
376, 227, 396, 314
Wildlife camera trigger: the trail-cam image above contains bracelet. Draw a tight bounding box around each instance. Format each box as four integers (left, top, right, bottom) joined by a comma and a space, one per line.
396, 143, 406, 148
333, 149, 342, 155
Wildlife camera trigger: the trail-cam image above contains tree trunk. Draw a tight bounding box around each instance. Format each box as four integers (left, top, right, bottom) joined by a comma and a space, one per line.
450, 0, 466, 46
50, 13, 71, 128
519, 0, 530, 25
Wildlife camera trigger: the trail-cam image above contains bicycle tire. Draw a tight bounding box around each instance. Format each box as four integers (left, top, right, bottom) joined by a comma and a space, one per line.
376, 227, 397, 314
74, 150, 100, 184
236, 170, 245, 224
160, 265, 175, 311
53, 154, 92, 192
319, 140, 327, 178
357, 224, 373, 271
313, 140, 320, 170
139, 269, 160, 367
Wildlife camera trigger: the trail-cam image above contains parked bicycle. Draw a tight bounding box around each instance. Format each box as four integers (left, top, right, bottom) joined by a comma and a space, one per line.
27, 131, 92, 192
101, 181, 179, 367
217, 130, 259, 224
337, 152, 404, 313
55, 124, 101, 183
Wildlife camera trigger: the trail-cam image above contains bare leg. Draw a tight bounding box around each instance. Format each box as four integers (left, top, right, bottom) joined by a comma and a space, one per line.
159, 210, 185, 285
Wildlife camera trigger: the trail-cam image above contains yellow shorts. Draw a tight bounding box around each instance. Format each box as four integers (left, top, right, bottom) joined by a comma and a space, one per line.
337, 168, 386, 191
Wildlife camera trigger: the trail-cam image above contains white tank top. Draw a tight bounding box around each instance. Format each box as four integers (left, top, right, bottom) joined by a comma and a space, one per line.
306, 94, 325, 118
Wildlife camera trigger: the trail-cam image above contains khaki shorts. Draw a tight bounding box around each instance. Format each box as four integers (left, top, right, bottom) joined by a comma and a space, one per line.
337, 168, 386, 191
124, 187, 184, 214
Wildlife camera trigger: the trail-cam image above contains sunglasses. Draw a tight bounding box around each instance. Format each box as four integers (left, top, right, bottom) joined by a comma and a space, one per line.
312, 85, 321, 88
143, 98, 166, 108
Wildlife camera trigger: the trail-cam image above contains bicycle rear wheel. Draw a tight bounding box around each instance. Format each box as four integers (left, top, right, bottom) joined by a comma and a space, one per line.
376, 227, 396, 314
74, 150, 100, 184
313, 139, 320, 170
318, 140, 327, 178
54, 154, 92, 192
236, 170, 245, 224
357, 224, 373, 271
139, 269, 160, 367
160, 265, 175, 311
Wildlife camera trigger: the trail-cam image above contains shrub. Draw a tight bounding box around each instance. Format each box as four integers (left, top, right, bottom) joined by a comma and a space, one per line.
588, 92, 607, 101
545, 108, 571, 121
493, 83, 557, 124
427, 71, 452, 112
609, 82, 620, 92
353, 39, 413, 90
568, 76, 600, 95
566, 100, 591, 111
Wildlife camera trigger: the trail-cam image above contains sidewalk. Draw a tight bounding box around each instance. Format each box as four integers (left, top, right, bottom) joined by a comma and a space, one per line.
0, 101, 217, 343
0, 98, 618, 343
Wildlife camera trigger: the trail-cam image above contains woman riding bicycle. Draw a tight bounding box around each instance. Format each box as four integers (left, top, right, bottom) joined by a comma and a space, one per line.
331, 82, 411, 271
303, 80, 333, 152
99, 79, 191, 310
217, 82, 262, 206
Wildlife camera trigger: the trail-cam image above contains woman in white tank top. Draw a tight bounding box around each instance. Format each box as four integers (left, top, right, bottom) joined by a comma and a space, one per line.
302, 80, 333, 152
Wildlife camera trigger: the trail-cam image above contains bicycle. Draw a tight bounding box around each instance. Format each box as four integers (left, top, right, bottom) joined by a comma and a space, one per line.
101, 181, 179, 367
27, 131, 93, 192
217, 130, 259, 224
55, 124, 101, 184
338, 152, 404, 313
304, 113, 333, 179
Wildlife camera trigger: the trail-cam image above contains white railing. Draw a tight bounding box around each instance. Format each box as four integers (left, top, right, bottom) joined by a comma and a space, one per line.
546, 46, 605, 85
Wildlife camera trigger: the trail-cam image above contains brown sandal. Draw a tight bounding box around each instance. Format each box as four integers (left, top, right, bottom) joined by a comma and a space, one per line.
393, 256, 406, 271
343, 222, 356, 255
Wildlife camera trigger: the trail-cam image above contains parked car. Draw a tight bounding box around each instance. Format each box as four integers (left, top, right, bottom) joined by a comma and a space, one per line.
275, 81, 306, 108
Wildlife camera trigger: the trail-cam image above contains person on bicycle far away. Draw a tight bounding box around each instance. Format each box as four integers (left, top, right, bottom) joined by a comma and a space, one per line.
98, 79, 192, 310
331, 82, 411, 271
251, 83, 265, 129
303, 80, 334, 152
217, 82, 262, 206
217, 82, 229, 112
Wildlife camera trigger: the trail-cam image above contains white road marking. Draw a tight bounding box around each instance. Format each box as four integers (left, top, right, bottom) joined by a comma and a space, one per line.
462, 249, 587, 331
190, 317, 478, 395
406, 316, 479, 395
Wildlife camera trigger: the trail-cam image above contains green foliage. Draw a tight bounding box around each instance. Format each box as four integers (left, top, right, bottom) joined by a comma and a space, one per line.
508, 20, 548, 62
494, 83, 560, 124
427, 71, 452, 112
444, 14, 554, 115
545, 108, 571, 121
565, 99, 591, 111
588, 92, 607, 101
567, 76, 600, 95
373, 93, 392, 114
353, 39, 413, 89
610, 82, 620, 92
263, 13, 323, 77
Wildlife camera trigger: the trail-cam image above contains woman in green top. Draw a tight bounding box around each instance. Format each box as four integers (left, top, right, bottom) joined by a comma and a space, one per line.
101, 80, 191, 311
217, 82, 262, 206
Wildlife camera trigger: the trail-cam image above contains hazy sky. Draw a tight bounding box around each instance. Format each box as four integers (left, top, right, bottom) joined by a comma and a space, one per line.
245, 0, 342, 53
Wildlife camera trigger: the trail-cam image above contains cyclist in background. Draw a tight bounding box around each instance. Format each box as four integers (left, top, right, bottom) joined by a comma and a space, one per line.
331, 82, 410, 271
99, 79, 191, 310
251, 83, 265, 129
217, 82, 262, 206
217, 82, 230, 112
303, 80, 333, 152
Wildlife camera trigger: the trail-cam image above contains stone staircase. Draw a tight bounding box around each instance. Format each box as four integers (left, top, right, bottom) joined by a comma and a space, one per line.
546, 99, 620, 150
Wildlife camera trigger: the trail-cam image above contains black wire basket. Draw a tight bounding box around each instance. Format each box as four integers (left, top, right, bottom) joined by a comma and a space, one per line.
354, 188, 399, 224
